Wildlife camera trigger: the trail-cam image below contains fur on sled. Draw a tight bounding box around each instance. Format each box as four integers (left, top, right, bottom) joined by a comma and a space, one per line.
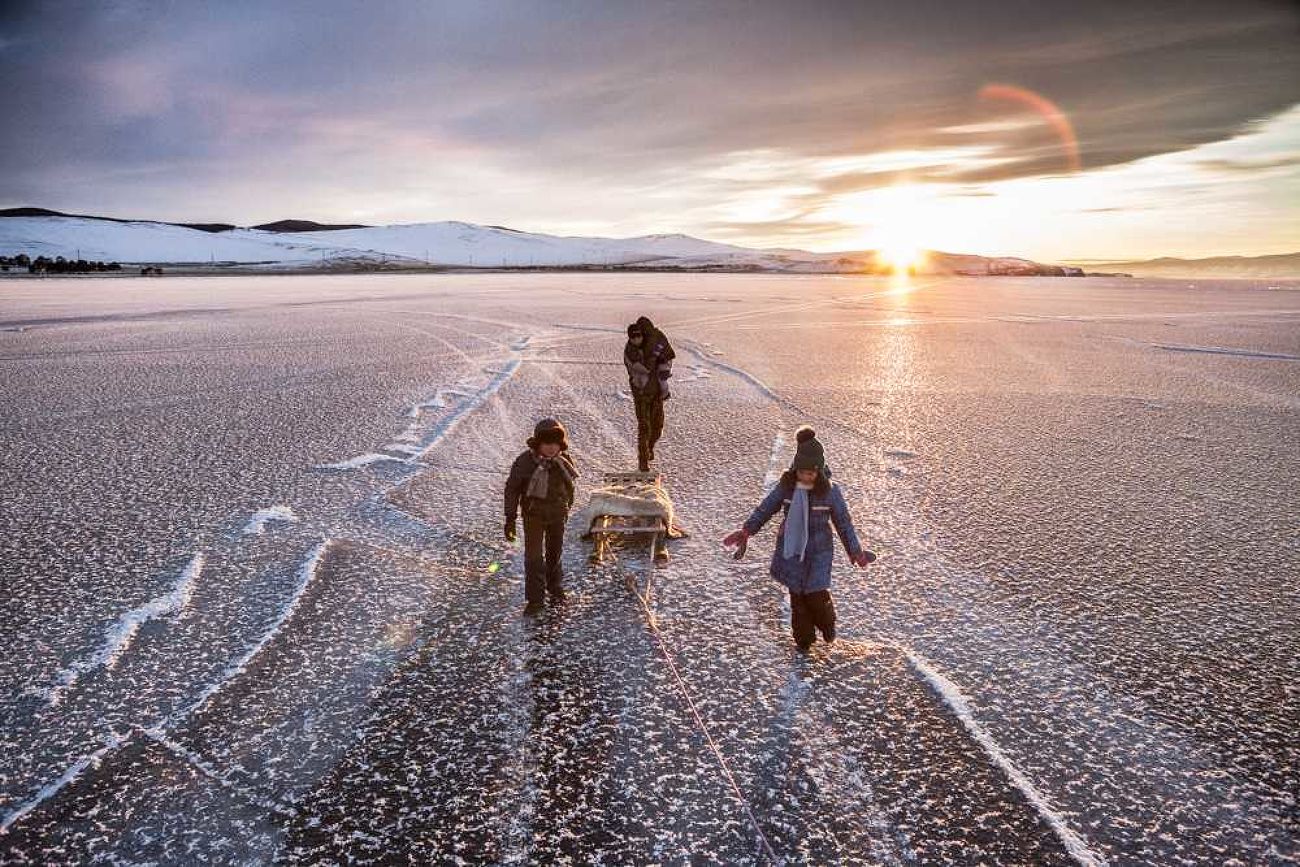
579, 482, 688, 539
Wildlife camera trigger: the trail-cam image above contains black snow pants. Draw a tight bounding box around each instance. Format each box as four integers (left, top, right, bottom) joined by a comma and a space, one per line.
634, 392, 665, 468
789, 589, 836, 648
523, 513, 567, 604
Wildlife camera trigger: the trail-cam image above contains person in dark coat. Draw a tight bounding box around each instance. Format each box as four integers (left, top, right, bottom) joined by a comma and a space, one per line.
724, 427, 874, 649
624, 316, 675, 472
504, 418, 579, 615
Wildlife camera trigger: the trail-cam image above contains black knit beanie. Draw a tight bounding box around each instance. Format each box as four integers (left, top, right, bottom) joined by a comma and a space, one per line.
791, 426, 825, 471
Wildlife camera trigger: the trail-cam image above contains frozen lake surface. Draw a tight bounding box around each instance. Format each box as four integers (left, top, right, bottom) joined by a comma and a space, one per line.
1, 273, 1297, 864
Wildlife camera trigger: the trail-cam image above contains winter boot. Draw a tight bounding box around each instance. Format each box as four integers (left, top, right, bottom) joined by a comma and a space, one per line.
523, 600, 545, 617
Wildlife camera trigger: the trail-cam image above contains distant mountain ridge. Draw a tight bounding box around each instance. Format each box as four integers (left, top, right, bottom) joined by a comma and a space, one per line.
251, 219, 372, 233
0, 208, 369, 234
1083, 253, 1300, 279
0, 206, 238, 233
0, 206, 1169, 276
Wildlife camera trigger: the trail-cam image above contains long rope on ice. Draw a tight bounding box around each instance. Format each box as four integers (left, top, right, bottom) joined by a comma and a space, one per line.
625, 564, 783, 866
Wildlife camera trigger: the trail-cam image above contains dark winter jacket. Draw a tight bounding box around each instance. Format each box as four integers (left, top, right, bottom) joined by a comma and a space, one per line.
504, 450, 578, 523
624, 316, 675, 399
742, 472, 863, 593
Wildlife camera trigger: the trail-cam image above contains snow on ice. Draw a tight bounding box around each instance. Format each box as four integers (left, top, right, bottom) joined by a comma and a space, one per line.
2, 273, 1297, 864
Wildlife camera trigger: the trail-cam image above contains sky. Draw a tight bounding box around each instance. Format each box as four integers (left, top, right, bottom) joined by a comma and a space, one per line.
1, 1, 1297, 260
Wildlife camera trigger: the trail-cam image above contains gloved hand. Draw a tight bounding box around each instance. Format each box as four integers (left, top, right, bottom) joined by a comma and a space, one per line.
658, 370, 671, 400
723, 528, 749, 560
723, 528, 749, 548
504, 518, 517, 543
853, 550, 877, 568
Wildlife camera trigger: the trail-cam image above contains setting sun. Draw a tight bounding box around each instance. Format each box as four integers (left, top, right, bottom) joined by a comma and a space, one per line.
880, 238, 924, 273
869, 185, 931, 273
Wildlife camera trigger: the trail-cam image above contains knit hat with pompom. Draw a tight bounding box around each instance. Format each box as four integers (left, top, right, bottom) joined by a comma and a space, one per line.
791, 426, 824, 471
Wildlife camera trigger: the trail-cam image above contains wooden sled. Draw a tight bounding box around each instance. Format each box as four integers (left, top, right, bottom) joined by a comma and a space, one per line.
584, 471, 683, 565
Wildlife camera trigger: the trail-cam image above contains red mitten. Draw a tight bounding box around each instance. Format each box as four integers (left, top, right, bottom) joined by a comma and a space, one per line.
723, 529, 749, 548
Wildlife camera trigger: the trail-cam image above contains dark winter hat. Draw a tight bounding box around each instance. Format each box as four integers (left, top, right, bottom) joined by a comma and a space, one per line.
791, 428, 825, 472
527, 417, 569, 450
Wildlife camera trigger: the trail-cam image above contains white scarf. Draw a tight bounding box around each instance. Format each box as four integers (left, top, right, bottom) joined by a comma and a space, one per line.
782, 482, 814, 561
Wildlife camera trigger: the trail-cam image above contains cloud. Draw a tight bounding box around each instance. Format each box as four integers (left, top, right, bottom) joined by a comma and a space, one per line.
706, 216, 854, 240
1194, 155, 1300, 173
86, 56, 179, 118
0, 0, 1296, 253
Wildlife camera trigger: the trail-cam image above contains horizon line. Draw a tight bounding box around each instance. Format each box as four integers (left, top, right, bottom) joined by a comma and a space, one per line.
3, 204, 1296, 264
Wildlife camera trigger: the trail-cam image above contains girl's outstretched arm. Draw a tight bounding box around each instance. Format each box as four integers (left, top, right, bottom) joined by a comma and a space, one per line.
829, 484, 864, 560
742, 484, 786, 537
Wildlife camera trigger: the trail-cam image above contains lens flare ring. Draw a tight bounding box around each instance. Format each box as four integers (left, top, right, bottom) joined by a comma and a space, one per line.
978, 83, 1082, 174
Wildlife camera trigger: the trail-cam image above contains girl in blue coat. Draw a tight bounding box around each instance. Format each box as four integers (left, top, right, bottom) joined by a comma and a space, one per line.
724, 427, 874, 649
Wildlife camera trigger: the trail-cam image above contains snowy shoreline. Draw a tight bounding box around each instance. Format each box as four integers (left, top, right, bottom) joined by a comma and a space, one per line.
0, 262, 1124, 278
0, 213, 1107, 277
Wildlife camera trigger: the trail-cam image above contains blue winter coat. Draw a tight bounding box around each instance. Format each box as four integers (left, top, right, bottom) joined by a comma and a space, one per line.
743, 477, 863, 593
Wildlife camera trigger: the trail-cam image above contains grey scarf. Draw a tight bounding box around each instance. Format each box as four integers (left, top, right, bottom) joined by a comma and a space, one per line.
783, 483, 813, 561
526, 453, 575, 500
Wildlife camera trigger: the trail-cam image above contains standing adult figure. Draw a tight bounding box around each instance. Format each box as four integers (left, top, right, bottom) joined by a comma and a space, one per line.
624, 316, 675, 472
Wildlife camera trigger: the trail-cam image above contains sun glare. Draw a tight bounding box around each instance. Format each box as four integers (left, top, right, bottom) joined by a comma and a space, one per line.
864, 184, 931, 275
881, 238, 923, 273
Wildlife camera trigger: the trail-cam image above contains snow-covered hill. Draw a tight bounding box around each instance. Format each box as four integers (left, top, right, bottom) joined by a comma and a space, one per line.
0, 217, 353, 265
1083, 253, 1300, 279
277, 223, 762, 267
0, 216, 769, 268
0, 212, 1080, 275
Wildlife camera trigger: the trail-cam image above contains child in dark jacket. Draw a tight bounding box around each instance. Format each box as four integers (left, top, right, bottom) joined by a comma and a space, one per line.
504, 418, 579, 616
624, 316, 675, 472
724, 427, 874, 649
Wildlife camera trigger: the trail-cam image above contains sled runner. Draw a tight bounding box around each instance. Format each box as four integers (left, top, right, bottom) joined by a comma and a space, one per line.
582, 471, 686, 565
